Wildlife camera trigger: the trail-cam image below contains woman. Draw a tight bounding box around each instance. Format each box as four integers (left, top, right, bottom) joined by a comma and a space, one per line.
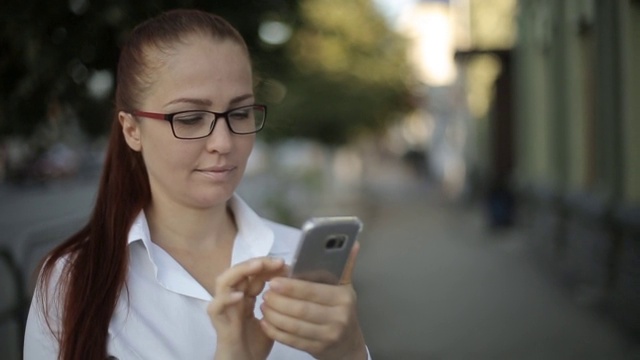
24, 9, 369, 360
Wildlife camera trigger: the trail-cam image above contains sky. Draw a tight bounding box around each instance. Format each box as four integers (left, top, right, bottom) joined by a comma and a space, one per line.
373, 0, 417, 24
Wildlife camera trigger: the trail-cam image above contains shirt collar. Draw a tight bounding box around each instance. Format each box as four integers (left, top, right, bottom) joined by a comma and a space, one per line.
227, 194, 274, 263
126, 193, 275, 300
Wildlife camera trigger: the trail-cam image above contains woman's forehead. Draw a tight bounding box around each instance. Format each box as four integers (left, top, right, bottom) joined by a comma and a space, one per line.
138, 36, 253, 107
143, 34, 245, 64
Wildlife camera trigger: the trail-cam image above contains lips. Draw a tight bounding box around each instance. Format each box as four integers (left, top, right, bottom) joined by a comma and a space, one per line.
195, 165, 237, 180
197, 165, 236, 172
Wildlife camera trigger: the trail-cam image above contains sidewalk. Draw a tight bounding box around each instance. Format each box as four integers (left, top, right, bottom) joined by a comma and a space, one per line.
344, 167, 639, 359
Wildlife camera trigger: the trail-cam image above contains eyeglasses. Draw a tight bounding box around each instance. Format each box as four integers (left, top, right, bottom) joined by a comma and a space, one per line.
132, 104, 267, 139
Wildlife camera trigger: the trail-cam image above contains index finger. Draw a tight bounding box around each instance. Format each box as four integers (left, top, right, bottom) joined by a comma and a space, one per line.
340, 240, 360, 285
215, 257, 285, 294
267, 277, 348, 306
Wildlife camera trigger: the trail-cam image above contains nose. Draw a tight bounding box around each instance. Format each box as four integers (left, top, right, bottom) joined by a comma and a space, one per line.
205, 115, 233, 153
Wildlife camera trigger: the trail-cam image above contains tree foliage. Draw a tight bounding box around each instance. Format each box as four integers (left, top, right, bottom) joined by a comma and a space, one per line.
263, 0, 414, 145
0, 0, 413, 146
0, 0, 297, 138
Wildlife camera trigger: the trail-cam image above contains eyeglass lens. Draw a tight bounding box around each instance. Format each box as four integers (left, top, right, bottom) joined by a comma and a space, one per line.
172, 106, 264, 138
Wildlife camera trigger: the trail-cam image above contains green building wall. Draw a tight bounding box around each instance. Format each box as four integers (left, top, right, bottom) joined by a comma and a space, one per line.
621, 1, 640, 202
513, 0, 640, 336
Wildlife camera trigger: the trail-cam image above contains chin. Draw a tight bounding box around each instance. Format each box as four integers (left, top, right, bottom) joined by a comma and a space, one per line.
192, 187, 236, 209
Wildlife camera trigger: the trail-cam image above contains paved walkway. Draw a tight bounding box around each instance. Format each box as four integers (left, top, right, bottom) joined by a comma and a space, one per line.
342, 167, 639, 359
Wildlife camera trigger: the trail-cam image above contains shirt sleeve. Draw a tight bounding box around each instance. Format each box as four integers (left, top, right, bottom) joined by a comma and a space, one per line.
23, 259, 66, 360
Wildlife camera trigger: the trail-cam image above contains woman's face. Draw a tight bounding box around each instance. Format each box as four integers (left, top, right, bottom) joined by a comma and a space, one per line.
120, 34, 255, 210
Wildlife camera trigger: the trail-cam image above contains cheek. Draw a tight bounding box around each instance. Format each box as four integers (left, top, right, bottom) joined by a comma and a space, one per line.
140, 132, 196, 174
237, 137, 256, 165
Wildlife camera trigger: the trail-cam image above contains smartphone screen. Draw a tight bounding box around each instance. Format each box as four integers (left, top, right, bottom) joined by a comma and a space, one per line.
289, 216, 363, 285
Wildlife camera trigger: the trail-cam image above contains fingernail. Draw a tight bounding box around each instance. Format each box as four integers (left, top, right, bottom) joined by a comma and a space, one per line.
229, 291, 244, 301
269, 257, 284, 265
269, 279, 282, 291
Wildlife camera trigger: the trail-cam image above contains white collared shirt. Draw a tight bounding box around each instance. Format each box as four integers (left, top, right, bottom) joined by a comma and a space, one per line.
24, 194, 366, 359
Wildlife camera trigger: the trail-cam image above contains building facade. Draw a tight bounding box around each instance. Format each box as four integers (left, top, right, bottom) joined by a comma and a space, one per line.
513, 0, 640, 336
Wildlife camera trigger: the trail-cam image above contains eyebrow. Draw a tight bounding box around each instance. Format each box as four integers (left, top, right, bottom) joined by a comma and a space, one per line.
164, 98, 212, 107
229, 94, 255, 105
164, 94, 254, 108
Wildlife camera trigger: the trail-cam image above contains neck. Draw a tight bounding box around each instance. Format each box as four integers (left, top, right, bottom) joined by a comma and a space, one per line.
145, 196, 237, 252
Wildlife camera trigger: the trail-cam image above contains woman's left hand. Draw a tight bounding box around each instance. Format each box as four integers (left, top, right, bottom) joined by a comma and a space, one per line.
259, 242, 368, 360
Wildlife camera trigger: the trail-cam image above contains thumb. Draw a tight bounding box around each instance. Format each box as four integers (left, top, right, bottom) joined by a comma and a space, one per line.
340, 241, 361, 285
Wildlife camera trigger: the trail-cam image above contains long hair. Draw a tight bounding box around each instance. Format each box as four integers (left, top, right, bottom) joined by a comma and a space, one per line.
36, 9, 248, 360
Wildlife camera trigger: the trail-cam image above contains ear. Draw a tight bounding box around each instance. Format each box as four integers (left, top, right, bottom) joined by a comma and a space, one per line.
119, 111, 142, 152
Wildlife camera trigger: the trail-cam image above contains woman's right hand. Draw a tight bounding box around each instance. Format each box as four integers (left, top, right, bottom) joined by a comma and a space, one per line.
207, 257, 286, 360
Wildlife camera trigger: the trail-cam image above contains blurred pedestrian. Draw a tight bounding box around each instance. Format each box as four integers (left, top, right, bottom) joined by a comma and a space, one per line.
24, 9, 369, 360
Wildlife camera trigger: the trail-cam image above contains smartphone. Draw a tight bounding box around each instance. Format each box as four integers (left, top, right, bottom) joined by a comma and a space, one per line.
288, 216, 363, 285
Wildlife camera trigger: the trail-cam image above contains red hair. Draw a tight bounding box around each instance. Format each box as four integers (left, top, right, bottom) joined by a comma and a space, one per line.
36, 9, 248, 360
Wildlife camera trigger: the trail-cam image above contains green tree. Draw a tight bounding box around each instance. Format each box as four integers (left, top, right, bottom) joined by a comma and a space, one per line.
0, 0, 297, 138
262, 0, 414, 145
0, 0, 412, 146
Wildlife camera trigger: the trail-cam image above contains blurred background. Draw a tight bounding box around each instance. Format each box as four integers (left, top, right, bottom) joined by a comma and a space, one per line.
1, 0, 639, 359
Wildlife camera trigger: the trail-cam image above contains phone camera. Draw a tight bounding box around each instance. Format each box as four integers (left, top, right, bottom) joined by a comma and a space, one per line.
325, 235, 346, 249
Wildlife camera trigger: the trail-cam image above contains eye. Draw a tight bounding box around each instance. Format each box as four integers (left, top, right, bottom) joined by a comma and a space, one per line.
228, 109, 252, 121
173, 112, 208, 126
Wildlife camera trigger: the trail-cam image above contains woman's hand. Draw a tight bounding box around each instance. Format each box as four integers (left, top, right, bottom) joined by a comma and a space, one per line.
259, 242, 368, 360
207, 257, 287, 360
